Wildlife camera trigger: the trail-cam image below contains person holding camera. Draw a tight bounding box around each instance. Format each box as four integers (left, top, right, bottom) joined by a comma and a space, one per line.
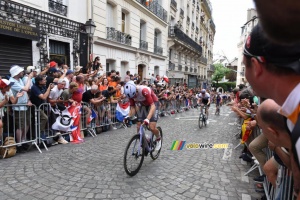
30, 75, 54, 133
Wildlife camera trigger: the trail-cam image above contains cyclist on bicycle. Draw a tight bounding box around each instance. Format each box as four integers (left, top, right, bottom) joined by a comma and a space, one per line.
197, 89, 211, 118
215, 92, 222, 115
124, 80, 161, 150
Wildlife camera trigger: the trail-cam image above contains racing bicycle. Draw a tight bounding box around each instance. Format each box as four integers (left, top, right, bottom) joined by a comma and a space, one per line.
123, 124, 163, 176
198, 105, 207, 129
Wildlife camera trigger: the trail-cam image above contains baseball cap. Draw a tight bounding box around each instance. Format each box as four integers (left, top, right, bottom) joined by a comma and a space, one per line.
66, 69, 74, 75
49, 61, 57, 68
75, 66, 83, 72
0, 79, 14, 88
244, 24, 300, 73
49, 68, 58, 74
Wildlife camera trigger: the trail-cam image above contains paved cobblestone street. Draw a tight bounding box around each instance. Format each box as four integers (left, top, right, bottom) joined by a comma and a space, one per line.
0, 105, 262, 200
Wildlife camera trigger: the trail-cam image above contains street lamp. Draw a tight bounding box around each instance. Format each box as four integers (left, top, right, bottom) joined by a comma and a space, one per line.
84, 19, 96, 62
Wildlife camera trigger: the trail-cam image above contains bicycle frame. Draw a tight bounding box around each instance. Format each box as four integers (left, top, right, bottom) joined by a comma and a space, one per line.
132, 125, 153, 156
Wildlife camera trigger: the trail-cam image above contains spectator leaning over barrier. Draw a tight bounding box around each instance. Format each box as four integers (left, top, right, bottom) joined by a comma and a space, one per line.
82, 84, 106, 106
9, 65, 33, 147
30, 75, 54, 134
243, 24, 300, 198
256, 99, 292, 190
59, 82, 78, 107
0, 79, 22, 140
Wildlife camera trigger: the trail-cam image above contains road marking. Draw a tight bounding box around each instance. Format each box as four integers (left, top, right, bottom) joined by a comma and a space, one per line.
241, 172, 249, 183
222, 144, 232, 160
242, 193, 251, 200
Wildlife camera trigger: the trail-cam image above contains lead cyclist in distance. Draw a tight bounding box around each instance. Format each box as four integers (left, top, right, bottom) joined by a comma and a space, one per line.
124, 81, 162, 150
197, 89, 211, 118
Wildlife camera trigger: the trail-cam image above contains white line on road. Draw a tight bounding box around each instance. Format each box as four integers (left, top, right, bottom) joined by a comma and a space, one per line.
242, 193, 251, 200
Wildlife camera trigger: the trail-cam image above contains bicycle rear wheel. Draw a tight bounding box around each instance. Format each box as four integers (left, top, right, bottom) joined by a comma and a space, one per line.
123, 134, 144, 176
150, 127, 163, 160
198, 114, 203, 129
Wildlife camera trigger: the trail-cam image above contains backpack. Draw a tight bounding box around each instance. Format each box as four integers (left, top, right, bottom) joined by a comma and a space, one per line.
0, 137, 17, 158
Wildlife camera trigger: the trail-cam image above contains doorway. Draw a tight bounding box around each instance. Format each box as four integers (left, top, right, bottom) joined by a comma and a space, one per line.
138, 64, 145, 81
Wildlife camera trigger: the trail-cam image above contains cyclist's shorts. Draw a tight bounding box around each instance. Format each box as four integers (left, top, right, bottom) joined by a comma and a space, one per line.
136, 101, 159, 123
216, 102, 220, 107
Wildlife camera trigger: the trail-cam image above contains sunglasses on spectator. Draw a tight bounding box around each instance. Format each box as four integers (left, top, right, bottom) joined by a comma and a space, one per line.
243, 49, 265, 63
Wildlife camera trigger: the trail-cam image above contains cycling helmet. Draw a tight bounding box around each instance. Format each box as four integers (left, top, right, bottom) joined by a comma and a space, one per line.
124, 81, 137, 98
201, 89, 206, 94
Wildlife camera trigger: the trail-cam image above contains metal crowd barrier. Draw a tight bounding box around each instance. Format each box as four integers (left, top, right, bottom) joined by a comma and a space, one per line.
0, 104, 42, 157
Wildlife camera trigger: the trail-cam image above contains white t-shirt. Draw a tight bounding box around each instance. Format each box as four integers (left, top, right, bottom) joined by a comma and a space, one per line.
0, 90, 13, 117
49, 86, 64, 100
63, 77, 70, 89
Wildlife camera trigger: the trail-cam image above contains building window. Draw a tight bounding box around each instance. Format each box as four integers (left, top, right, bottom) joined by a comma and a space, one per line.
154, 29, 163, 55
122, 12, 126, 33
106, 3, 115, 28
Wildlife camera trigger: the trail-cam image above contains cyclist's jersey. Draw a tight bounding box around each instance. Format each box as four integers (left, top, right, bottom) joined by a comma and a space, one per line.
129, 86, 158, 106
198, 93, 210, 105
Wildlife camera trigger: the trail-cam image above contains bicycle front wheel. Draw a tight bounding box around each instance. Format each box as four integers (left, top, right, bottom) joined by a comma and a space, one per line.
123, 134, 144, 176
150, 127, 163, 160
199, 114, 203, 129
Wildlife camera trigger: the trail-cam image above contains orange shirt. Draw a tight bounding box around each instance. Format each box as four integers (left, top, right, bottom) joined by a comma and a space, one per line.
107, 76, 112, 83
99, 84, 108, 91
114, 89, 121, 98
109, 81, 117, 88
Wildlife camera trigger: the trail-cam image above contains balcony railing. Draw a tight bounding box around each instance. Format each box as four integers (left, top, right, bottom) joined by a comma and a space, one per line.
178, 65, 182, 71
200, 56, 207, 64
180, 8, 184, 18
106, 27, 132, 46
136, 0, 168, 22
169, 62, 175, 70
139, 40, 148, 50
168, 26, 202, 54
185, 66, 188, 72
154, 45, 163, 55
171, 0, 177, 9
49, 0, 67, 16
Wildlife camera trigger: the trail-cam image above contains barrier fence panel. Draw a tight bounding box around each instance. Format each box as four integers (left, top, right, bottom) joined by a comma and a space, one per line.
0, 104, 42, 157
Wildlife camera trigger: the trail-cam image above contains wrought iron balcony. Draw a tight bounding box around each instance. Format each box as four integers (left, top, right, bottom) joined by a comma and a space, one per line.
136, 0, 168, 22
171, 0, 177, 9
139, 40, 148, 50
185, 66, 188, 71
190, 67, 193, 72
178, 65, 182, 71
200, 56, 207, 64
180, 8, 184, 18
187, 16, 190, 24
106, 27, 132, 46
154, 45, 163, 55
169, 62, 175, 70
49, 0, 68, 16
168, 26, 202, 54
